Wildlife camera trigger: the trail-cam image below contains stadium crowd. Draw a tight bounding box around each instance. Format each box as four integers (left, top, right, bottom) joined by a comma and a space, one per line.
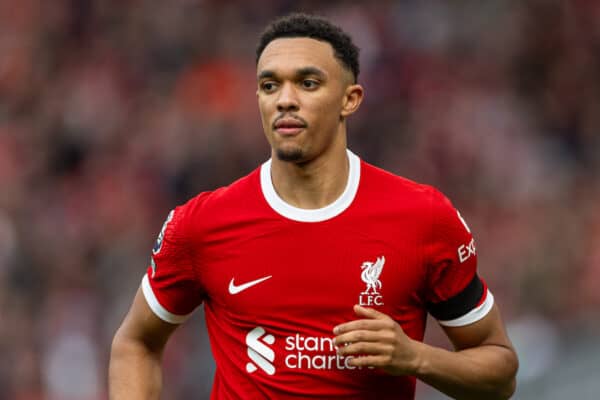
0, 1, 599, 398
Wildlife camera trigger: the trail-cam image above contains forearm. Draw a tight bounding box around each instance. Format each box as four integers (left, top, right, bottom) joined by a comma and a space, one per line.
109, 334, 164, 400
413, 341, 517, 400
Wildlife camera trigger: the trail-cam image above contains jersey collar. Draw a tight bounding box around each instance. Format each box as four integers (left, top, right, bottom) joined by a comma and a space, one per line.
260, 149, 361, 222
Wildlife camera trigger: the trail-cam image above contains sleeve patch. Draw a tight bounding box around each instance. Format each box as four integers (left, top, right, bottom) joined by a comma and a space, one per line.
152, 210, 174, 256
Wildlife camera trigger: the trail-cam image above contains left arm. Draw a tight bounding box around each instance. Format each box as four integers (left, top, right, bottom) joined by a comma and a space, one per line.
333, 303, 518, 400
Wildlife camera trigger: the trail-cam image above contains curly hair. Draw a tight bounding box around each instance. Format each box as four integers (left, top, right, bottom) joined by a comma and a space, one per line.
256, 13, 360, 83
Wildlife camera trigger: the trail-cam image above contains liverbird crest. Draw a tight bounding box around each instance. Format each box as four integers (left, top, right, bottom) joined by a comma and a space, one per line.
360, 256, 385, 295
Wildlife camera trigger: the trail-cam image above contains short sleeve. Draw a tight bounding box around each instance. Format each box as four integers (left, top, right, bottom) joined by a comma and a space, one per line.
141, 205, 203, 324
424, 188, 493, 327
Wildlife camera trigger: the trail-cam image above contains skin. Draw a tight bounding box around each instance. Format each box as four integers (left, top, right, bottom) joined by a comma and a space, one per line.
256, 37, 363, 209
109, 288, 177, 399
109, 37, 518, 399
333, 305, 518, 399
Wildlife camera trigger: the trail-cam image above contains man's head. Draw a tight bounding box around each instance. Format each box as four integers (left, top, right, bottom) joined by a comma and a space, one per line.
255, 14, 364, 163
256, 13, 360, 84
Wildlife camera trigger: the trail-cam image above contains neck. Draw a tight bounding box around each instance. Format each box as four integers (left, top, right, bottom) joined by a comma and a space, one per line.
270, 140, 349, 210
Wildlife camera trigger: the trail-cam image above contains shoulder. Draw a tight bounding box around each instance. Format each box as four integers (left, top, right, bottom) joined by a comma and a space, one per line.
359, 160, 449, 210
174, 166, 264, 228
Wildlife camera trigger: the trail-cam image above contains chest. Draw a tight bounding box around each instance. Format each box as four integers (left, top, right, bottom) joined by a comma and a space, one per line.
194, 217, 428, 335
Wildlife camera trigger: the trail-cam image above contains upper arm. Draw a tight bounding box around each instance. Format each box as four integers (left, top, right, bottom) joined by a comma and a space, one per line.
442, 303, 514, 353
114, 286, 180, 353
114, 203, 206, 351
422, 189, 516, 355
441, 302, 519, 389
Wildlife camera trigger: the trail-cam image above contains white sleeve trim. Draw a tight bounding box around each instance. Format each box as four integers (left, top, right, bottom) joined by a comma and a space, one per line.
437, 290, 495, 327
141, 274, 193, 324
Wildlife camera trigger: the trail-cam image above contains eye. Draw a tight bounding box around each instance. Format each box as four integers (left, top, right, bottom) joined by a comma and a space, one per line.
301, 79, 319, 90
261, 81, 278, 93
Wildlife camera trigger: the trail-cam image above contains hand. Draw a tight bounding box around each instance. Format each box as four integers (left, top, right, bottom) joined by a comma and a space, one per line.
333, 305, 422, 376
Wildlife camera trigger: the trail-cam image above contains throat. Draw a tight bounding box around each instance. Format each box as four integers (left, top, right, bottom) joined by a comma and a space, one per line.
270, 152, 350, 210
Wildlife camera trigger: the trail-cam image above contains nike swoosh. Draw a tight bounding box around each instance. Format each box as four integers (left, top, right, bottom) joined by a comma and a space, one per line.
228, 275, 272, 295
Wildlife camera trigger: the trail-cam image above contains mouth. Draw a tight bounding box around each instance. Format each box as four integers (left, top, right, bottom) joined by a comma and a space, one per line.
273, 117, 307, 136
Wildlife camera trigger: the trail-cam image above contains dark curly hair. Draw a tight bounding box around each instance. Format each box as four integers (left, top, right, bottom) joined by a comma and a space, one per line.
256, 13, 360, 83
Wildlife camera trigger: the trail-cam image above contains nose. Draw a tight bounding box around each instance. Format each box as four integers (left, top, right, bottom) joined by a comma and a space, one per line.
276, 82, 299, 112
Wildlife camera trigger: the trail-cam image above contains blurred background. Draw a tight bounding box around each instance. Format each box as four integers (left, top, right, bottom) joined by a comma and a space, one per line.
1, 0, 599, 398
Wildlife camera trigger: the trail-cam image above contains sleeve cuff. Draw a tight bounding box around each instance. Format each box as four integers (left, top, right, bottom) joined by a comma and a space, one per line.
141, 274, 193, 324
437, 290, 494, 327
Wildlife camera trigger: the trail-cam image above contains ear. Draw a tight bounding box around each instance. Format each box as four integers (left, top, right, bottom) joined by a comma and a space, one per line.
341, 84, 364, 118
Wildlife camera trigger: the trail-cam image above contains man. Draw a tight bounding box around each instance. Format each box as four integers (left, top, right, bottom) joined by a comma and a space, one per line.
109, 13, 518, 399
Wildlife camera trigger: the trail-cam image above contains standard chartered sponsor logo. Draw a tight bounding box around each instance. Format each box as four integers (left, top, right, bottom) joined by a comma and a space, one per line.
245, 328, 363, 375
284, 333, 361, 370
246, 327, 276, 375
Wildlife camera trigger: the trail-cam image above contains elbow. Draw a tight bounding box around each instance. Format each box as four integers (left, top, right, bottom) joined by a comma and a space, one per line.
497, 350, 519, 399
499, 376, 517, 400
480, 347, 519, 400
478, 374, 516, 400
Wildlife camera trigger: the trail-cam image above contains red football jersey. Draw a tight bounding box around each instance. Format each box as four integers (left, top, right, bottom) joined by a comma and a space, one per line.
142, 150, 493, 399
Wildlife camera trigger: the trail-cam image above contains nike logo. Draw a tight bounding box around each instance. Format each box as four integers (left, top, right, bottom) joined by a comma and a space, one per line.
228, 275, 272, 295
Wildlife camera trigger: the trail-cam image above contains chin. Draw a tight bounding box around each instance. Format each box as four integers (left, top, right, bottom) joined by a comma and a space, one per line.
275, 147, 305, 162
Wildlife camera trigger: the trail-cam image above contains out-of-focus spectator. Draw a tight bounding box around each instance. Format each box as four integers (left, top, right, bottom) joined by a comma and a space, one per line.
0, 1, 598, 398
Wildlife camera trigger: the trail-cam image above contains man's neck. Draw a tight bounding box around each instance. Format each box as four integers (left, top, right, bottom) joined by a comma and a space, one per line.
270, 145, 350, 210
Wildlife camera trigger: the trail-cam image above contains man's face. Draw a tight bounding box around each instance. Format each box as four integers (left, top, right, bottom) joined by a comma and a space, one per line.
256, 37, 353, 163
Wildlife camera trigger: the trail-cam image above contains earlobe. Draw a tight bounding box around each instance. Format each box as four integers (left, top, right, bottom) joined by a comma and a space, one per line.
341, 84, 364, 117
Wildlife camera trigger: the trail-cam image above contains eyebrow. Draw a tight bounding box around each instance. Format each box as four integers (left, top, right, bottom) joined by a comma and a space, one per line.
257, 66, 327, 81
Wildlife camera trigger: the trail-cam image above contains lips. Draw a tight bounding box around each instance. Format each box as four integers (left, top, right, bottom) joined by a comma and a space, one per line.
273, 117, 306, 135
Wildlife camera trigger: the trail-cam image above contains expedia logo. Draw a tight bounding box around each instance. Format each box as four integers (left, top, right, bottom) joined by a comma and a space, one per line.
246, 327, 276, 375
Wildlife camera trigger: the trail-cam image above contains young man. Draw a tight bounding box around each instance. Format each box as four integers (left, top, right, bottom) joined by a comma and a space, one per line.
109, 13, 518, 399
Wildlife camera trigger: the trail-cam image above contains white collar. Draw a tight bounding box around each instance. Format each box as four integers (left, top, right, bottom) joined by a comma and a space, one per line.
260, 149, 360, 222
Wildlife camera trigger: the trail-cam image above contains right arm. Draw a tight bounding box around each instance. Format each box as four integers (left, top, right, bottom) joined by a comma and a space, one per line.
109, 286, 180, 399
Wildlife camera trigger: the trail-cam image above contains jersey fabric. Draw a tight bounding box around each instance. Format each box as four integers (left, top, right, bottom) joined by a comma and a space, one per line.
142, 150, 493, 399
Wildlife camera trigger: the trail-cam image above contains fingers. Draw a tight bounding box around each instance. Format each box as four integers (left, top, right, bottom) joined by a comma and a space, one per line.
333, 306, 396, 336
334, 329, 388, 346
344, 354, 393, 368
333, 306, 399, 360
334, 318, 391, 336
331, 306, 417, 375
352, 304, 387, 319
335, 340, 394, 358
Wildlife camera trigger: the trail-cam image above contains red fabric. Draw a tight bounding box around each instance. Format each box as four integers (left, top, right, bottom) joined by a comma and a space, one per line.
146, 159, 484, 399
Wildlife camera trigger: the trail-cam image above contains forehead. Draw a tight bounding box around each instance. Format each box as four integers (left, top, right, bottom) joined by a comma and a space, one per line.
257, 37, 343, 77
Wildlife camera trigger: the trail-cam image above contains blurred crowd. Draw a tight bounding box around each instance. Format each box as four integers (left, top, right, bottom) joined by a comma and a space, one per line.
1, 0, 599, 398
